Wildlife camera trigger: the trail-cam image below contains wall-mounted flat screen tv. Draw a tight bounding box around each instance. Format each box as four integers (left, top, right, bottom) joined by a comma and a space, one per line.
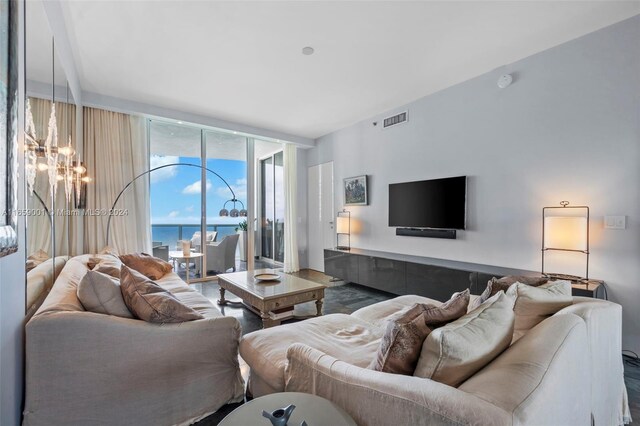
389, 176, 467, 229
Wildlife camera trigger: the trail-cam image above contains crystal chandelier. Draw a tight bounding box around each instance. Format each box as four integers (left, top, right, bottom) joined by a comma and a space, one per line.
25, 98, 91, 205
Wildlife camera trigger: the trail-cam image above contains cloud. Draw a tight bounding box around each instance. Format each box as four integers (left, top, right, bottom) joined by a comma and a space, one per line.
150, 155, 179, 183
216, 178, 247, 200
168, 210, 180, 218
182, 179, 212, 195
184, 205, 194, 213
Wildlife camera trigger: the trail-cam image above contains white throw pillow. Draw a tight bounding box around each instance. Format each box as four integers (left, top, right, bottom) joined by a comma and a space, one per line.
413, 291, 515, 387
77, 270, 133, 318
506, 280, 573, 342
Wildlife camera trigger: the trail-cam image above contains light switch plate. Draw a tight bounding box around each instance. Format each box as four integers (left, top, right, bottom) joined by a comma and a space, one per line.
605, 215, 626, 229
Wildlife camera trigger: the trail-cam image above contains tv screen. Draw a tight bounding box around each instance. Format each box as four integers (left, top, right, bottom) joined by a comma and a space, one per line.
389, 176, 466, 229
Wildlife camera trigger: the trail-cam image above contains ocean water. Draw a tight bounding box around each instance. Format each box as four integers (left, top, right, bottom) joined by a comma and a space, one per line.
152, 224, 237, 249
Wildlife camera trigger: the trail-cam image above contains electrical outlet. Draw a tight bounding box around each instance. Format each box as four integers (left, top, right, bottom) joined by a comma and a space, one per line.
604, 215, 626, 230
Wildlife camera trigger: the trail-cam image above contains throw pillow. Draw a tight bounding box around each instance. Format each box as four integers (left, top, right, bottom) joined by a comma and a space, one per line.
368, 289, 470, 375
119, 252, 173, 280
489, 275, 548, 296
77, 270, 133, 318
469, 275, 549, 311
120, 265, 203, 323
88, 255, 123, 279
26, 249, 49, 272
99, 245, 120, 258
506, 280, 572, 342
414, 291, 515, 387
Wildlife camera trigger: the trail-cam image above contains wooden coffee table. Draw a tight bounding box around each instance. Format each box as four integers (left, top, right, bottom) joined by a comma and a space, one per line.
217, 269, 326, 328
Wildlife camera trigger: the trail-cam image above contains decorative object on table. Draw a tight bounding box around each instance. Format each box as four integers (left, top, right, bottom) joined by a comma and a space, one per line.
106, 163, 244, 246
180, 240, 191, 256
542, 201, 589, 281
343, 175, 368, 206
254, 272, 280, 282
0, 0, 17, 258
336, 209, 351, 250
262, 404, 308, 426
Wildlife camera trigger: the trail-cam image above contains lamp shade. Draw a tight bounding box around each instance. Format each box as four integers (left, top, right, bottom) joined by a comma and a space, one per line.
544, 216, 588, 251
336, 216, 350, 234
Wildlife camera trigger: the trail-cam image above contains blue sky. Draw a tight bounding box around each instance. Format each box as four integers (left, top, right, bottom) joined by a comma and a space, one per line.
150, 155, 247, 225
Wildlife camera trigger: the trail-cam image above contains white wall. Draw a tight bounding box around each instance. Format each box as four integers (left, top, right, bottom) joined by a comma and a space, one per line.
307, 15, 640, 352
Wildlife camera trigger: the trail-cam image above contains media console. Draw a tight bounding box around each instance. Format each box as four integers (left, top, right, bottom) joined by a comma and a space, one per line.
324, 248, 605, 301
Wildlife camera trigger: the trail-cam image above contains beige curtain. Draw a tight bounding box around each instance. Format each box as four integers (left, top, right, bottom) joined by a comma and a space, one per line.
283, 144, 299, 272
27, 98, 77, 257
83, 107, 151, 254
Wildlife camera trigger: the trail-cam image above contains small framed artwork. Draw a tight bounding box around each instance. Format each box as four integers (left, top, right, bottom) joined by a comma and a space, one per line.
344, 175, 368, 206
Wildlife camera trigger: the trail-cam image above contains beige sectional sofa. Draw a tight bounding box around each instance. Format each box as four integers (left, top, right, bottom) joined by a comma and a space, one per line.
240, 294, 630, 425
23, 255, 245, 426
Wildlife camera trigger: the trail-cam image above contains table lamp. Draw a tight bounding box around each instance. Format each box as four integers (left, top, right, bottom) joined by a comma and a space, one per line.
542, 201, 589, 281
336, 210, 351, 250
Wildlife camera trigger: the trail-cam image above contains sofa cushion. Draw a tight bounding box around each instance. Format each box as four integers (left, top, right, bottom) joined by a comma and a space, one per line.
414, 291, 515, 387
77, 270, 133, 318
352, 295, 444, 329
119, 252, 173, 280
241, 314, 384, 392
507, 280, 573, 341
120, 265, 204, 323
369, 290, 470, 375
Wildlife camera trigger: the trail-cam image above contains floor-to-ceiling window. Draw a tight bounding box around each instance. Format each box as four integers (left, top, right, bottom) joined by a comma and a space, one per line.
149, 120, 254, 281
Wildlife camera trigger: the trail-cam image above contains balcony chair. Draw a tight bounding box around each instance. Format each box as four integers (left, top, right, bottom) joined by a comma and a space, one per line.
195, 234, 239, 276
152, 241, 169, 262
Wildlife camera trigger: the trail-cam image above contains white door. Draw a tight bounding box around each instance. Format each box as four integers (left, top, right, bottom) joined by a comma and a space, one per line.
308, 162, 334, 272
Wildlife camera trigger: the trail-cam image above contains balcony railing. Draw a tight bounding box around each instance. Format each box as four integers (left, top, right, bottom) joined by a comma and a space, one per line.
151, 223, 238, 250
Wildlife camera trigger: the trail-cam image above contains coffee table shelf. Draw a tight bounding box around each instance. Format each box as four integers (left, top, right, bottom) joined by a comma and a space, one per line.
217, 269, 326, 328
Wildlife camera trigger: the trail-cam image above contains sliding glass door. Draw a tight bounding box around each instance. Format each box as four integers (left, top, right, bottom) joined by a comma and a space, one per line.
149, 120, 249, 281
259, 149, 284, 264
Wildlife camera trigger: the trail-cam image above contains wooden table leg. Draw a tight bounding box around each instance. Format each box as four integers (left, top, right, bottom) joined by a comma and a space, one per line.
217, 287, 227, 305
261, 311, 280, 328
316, 299, 323, 316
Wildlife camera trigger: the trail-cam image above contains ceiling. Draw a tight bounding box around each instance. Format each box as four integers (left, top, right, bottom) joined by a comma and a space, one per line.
26, 1, 71, 98
150, 120, 282, 160
51, 1, 640, 139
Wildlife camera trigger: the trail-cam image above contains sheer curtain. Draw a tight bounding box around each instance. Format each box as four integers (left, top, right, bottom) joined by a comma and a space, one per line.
283, 144, 299, 272
83, 107, 151, 254
27, 98, 77, 257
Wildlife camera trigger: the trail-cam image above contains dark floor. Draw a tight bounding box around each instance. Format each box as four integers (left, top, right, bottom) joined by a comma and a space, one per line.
192, 269, 640, 425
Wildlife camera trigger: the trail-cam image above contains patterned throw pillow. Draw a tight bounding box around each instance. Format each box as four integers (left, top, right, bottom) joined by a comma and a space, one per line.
119, 252, 173, 280
368, 289, 470, 375
119, 265, 203, 323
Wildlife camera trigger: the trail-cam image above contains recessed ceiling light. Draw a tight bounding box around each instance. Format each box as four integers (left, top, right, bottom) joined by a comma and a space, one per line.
302, 46, 314, 56
177, 121, 183, 124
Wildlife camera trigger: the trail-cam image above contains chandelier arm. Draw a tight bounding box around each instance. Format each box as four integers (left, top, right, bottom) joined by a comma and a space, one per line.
106, 163, 236, 246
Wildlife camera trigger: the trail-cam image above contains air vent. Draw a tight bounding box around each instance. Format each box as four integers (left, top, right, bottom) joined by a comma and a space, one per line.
383, 111, 408, 129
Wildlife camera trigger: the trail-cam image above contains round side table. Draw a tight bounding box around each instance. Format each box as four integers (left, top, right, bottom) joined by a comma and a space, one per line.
219, 392, 356, 426
168, 251, 203, 284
